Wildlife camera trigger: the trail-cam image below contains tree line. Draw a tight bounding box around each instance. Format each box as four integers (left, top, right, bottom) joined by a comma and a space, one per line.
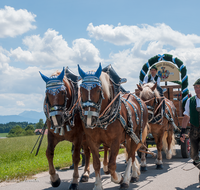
0, 119, 45, 137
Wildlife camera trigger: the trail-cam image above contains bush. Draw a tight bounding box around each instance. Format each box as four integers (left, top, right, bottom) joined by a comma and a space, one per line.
7, 125, 25, 137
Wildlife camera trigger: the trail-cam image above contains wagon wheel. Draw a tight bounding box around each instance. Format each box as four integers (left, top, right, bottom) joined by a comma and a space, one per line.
180, 137, 190, 158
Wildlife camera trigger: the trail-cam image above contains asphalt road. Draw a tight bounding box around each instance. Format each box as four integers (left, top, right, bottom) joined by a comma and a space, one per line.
1, 145, 200, 190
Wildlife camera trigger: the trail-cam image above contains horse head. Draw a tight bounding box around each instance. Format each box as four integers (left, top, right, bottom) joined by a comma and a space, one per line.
39, 68, 72, 134
137, 82, 158, 122
78, 63, 106, 128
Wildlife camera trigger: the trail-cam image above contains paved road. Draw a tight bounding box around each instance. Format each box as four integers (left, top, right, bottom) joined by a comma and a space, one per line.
1, 145, 200, 190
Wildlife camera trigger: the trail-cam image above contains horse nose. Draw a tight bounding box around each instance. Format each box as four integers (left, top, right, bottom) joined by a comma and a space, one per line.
57, 115, 64, 126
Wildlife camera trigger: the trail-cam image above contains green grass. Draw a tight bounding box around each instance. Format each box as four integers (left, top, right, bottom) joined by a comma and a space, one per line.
0, 135, 73, 182
0, 133, 8, 137
0, 135, 125, 182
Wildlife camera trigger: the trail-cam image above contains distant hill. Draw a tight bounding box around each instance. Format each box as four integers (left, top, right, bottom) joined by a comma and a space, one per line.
0, 111, 46, 124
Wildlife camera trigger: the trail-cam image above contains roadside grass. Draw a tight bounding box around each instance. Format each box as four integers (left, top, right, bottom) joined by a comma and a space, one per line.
0, 135, 125, 182
0, 135, 73, 182
0, 133, 8, 137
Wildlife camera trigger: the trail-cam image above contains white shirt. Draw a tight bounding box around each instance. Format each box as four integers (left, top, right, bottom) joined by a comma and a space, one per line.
183, 95, 200, 117
143, 74, 161, 86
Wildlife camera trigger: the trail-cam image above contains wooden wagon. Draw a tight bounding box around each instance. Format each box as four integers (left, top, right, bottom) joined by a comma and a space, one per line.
136, 54, 191, 158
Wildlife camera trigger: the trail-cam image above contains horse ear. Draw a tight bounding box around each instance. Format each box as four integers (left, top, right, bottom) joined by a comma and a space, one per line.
151, 82, 157, 91
78, 64, 86, 79
57, 67, 65, 81
39, 71, 50, 83
95, 63, 102, 78
137, 84, 143, 91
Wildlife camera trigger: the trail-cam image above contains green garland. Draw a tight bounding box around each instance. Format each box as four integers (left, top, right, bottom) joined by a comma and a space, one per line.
139, 54, 189, 108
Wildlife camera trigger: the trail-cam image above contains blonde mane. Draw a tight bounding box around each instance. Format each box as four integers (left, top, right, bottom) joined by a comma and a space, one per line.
140, 82, 160, 100
100, 72, 112, 100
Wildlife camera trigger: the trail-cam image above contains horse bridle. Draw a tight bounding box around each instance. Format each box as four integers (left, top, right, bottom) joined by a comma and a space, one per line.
145, 92, 158, 122
80, 77, 104, 128
44, 80, 69, 129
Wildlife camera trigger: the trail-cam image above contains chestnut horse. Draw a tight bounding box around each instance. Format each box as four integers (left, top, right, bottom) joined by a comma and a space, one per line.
137, 82, 176, 170
39, 68, 90, 190
78, 64, 148, 190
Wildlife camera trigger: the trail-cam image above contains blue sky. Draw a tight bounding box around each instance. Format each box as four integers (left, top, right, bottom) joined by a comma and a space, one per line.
0, 0, 200, 115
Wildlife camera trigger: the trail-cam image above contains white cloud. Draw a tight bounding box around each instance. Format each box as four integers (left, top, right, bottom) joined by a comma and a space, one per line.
86, 23, 200, 94
1, 22, 200, 115
10, 29, 102, 68
0, 93, 44, 115
16, 101, 25, 106
87, 23, 200, 48
0, 6, 36, 38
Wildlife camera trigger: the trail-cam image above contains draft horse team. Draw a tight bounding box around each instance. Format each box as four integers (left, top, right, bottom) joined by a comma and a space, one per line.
39, 63, 177, 190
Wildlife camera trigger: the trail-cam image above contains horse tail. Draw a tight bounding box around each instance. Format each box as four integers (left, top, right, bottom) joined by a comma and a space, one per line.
162, 131, 176, 158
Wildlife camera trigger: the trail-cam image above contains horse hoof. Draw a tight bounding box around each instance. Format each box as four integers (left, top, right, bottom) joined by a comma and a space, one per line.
51, 177, 61, 187
156, 164, 163, 169
120, 183, 129, 189
80, 175, 89, 182
68, 183, 78, 190
140, 166, 147, 171
130, 177, 139, 183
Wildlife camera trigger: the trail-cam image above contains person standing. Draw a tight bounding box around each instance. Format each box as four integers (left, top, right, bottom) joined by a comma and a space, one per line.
180, 78, 200, 187
143, 65, 164, 114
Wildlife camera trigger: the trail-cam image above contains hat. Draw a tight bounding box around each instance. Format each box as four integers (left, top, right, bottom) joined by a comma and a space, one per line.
193, 78, 200, 86
150, 65, 157, 71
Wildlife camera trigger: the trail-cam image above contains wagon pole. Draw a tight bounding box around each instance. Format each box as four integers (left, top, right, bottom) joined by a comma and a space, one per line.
138, 142, 157, 158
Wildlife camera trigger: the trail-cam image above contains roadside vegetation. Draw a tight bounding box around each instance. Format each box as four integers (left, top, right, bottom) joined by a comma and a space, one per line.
0, 135, 125, 182
0, 135, 72, 182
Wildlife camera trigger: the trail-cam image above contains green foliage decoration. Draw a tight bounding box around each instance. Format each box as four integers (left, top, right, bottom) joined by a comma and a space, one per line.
139, 54, 189, 108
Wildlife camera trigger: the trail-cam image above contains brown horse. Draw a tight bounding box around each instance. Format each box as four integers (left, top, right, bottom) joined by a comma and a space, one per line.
39, 68, 90, 190
137, 82, 176, 170
78, 64, 148, 189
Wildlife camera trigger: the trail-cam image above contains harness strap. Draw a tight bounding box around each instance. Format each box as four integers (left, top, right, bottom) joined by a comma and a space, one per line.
118, 114, 140, 145
99, 91, 122, 118
121, 97, 139, 125
120, 98, 141, 144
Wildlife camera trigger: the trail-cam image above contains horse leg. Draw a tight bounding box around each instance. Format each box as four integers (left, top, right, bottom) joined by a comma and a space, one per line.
140, 143, 147, 171
68, 141, 81, 190
89, 140, 103, 190
154, 134, 164, 169
165, 130, 176, 159
80, 140, 91, 183
121, 140, 140, 188
46, 131, 61, 187
108, 141, 123, 185
103, 144, 109, 174
130, 141, 141, 183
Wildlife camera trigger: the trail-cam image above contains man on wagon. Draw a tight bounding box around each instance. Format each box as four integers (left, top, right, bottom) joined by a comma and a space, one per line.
180, 78, 200, 187
143, 65, 165, 113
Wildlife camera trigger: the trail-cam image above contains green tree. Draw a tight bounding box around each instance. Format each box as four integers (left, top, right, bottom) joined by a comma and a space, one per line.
25, 125, 34, 131
35, 119, 44, 129
7, 125, 25, 137
24, 125, 35, 136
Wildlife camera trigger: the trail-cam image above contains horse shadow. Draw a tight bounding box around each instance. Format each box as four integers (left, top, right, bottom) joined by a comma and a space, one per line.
43, 147, 193, 190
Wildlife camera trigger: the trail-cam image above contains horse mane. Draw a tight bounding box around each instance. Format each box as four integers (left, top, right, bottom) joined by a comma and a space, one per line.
51, 70, 71, 89
100, 72, 112, 100
140, 82, 160, 100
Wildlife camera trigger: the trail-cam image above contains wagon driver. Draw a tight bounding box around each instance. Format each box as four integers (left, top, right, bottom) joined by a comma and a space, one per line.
180, 78, 200, 187
143, 65, 165, 113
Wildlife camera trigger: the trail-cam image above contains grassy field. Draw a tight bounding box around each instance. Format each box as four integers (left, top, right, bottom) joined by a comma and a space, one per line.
0, 135, 74, 182
0, 135, 125, 182
0, 133, 8, 137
